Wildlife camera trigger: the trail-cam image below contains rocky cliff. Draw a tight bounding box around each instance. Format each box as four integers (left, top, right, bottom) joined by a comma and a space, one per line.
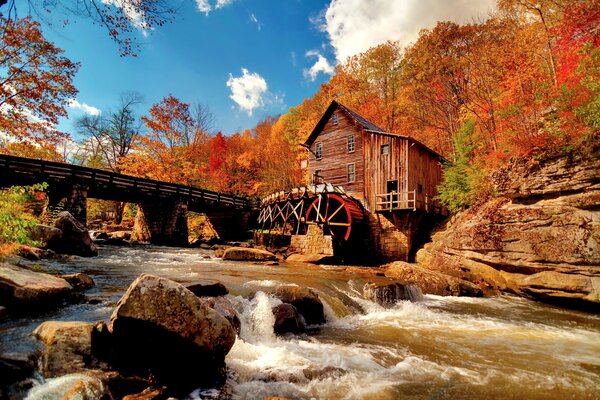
416, 147, 600, 310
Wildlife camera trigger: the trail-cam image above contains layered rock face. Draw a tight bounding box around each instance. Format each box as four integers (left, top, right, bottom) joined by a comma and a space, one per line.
417, 149, 600, 309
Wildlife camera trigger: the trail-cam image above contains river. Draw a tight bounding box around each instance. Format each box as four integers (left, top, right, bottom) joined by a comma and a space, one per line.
1, 245, 599, 399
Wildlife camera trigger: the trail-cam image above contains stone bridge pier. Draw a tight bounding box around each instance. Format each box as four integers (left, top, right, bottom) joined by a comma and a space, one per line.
41, 182, 88, 225
132, 201, 189, 246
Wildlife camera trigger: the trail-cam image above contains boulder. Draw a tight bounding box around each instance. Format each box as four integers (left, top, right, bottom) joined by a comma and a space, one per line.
363, 282, 423, 307
0, 263, 72, 308
384, 262, 484, 297
110, 274, 236, 389
49, 212, 98, 257
272, 303, 306, 334
185, 280, 228, 297
273, 286, 325, 325
0, 352, 35, 389
30, 224, 62, 247
222, 247, 277, 262
60, 273, 95, 290
517, 271, 600, 308
199, 296, 241, 335
24, 373, 105, 400
33, 321, 94, 378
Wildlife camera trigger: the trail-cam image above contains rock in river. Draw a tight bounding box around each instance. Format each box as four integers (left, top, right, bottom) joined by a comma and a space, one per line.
110, 274, 236, 390
33, 321, 94, 378
273, 286, 325, 325
222, 247, 277, 262
0, 263, 72, 309
272, 303, 306, 334
49, 212, 98, 257
363, 282, 423, 307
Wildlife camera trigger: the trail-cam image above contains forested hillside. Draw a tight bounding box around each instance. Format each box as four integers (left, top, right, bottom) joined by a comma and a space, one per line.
1, 0, 597, 207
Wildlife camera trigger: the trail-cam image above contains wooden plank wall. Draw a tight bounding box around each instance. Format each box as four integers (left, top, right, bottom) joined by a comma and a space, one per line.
308, 109, 365, 202
363, 133, 409, 212
407, 144, 443, 199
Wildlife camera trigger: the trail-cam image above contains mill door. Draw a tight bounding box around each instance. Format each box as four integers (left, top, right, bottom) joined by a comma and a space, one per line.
386, 180, 398, 209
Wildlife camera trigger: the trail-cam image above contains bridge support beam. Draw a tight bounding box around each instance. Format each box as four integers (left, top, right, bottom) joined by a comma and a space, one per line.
41, 183, 88, 225
204, 210, 253, 241
132, 201, 189, 246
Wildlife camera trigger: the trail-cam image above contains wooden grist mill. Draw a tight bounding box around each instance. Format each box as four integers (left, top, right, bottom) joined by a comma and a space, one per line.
257, 183, 365, 252
258, 100, 448, 263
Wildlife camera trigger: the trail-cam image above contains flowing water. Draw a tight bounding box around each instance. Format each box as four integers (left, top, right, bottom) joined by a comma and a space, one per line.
1, 245, 599, 399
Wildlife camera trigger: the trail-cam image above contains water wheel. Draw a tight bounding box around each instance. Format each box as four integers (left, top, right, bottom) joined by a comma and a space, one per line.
305, 193, 363, 241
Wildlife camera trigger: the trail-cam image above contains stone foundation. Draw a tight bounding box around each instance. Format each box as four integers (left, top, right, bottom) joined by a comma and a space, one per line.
364, 212, 423, 263
290, 225, 333, 256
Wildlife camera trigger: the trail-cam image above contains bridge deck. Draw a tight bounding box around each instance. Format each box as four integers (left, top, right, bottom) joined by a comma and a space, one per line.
0, 154, 257, 211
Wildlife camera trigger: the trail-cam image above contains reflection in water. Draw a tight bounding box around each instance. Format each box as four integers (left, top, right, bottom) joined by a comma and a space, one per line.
2, 245, 599, 399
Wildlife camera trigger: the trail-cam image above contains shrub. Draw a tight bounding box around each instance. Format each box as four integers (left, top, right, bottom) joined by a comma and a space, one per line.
0, 183, 48, 253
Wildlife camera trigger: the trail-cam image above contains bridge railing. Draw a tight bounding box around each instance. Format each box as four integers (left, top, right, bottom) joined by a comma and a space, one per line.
0, 154, 258, 210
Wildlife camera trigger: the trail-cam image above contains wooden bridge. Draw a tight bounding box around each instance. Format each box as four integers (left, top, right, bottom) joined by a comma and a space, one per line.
0, 154, 258, 245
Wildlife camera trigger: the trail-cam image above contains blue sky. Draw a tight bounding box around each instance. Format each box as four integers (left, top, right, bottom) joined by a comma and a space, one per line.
13, 0, 496, 140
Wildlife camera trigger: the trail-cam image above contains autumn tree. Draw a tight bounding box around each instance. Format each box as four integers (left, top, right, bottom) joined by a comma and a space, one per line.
1, 0, 176, 56
0, 15, 79, 153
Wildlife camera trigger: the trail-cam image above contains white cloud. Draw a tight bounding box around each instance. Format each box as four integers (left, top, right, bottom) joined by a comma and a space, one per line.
68, 99, 102, 116
320, 0, 495, 62
226, 68, 268, 117
303, 50, 335, 81
250, 13, 262, 31
195, 0, 211, 15
216, 0, 234, 9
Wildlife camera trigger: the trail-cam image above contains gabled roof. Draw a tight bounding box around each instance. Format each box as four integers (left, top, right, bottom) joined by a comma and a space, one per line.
304, 100, 445, 161
304, 100, 384, 147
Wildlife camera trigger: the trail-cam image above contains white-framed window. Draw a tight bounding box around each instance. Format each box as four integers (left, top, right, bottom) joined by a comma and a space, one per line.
347, 163, 355, 183
381, 143, 389, 155
347, 134, 355, 153
315, 142, 323, 160
332, 112, 338, 125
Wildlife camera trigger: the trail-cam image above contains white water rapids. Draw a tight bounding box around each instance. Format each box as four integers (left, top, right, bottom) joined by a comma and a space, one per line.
2, 245, 598, 399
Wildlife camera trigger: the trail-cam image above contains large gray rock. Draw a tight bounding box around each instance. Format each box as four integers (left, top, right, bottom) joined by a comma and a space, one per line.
415, 149, 600, 309
49, 212, 98, 257
110, 274, 236, 390
222, 247, 277, 262
273, 286, 325, 325
33, 321, 94, 378
0, 263, 72, 308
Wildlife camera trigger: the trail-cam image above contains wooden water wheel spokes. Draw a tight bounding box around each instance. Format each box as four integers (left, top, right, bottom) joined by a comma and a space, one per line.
305, 193, 353, 240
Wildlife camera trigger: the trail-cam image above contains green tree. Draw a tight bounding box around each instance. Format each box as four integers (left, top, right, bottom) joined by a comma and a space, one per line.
0, 183, 47, 253
437, 120, 487, 212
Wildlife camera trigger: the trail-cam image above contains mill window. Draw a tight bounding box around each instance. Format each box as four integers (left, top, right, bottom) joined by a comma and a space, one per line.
347, 163, 355, 183
315, 143, 322, 160
381, 144, 389, 155
347, 134, 355, 153
332, 112, 338, 125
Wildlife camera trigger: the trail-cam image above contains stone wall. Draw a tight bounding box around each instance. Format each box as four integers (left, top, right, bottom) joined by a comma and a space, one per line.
132, 201, 188, 246
290, 225, 333, 256
363, 212, 423, 263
